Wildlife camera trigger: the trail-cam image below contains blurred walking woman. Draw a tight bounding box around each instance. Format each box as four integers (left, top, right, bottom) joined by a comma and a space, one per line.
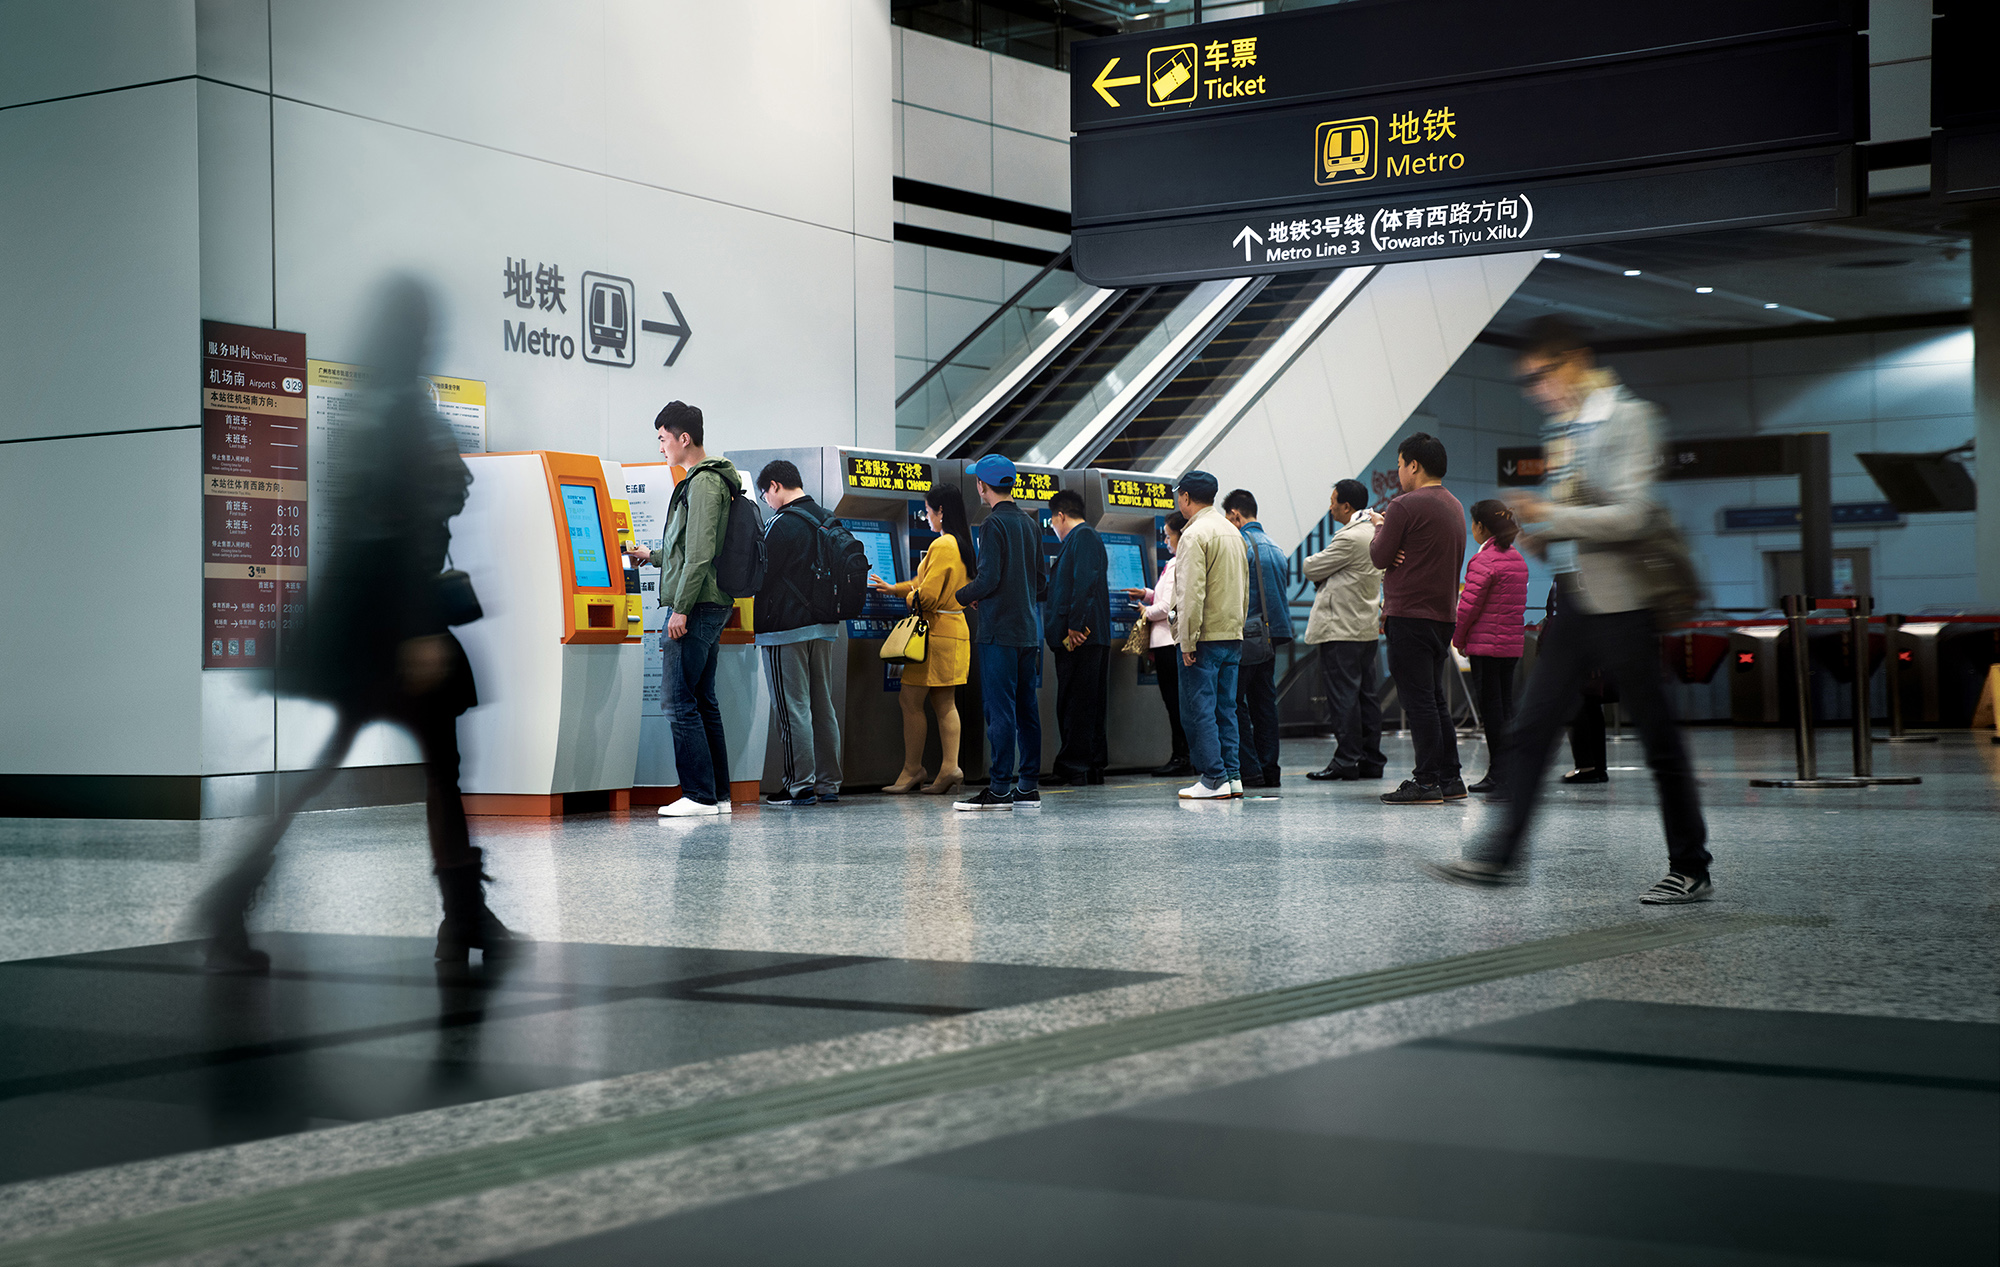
1131, 511, 1193, 777
1455, 499, 1529, 796
871, 482, 976, 795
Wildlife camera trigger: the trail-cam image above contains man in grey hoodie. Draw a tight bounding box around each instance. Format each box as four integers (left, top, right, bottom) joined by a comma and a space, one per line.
1424, 317, 1711, 904
626, 401, 741, 818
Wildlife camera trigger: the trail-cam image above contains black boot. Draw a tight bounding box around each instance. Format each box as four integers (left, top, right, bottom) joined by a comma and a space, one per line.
435, 849, 528, 963
198, 851, 276, 974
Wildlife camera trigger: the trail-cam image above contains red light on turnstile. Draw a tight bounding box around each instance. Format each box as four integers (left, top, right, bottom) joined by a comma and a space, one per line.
1738, 652, 1755, 665
1898, 650, 1912, 662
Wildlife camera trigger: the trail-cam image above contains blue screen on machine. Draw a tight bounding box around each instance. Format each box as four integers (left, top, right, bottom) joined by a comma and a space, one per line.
560, 484, 612, 589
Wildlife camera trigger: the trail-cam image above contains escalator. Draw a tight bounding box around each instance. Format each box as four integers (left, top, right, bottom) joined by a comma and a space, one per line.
944, 282, 1198, 462
901, 249, 1358, 476
1080, 269, 1347, 470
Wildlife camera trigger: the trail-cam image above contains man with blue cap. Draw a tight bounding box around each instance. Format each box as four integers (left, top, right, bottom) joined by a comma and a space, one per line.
1171, 469, 1249, 799
953, 454, 1048, 811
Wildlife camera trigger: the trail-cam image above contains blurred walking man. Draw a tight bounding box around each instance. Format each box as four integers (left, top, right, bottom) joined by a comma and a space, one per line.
1425, 316, 1712, 904
196, 277, 520, 972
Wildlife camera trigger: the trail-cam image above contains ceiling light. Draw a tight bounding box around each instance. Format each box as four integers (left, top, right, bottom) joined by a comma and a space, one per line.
1764, 302, 1780, 309
1542, 251, 1562, 259
1695, 286, 1714, 293
1622, 269, 1642, 276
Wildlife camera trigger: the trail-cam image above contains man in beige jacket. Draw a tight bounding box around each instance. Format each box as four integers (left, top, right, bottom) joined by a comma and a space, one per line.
1169, 470, 1248, 799
1302, 478, 1387, 781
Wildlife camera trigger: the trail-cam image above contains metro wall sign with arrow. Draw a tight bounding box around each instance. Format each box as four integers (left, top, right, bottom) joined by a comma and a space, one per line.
499, 259, 693, 370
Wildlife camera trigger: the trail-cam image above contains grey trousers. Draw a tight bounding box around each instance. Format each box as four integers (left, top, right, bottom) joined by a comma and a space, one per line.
761, 639, 842, 796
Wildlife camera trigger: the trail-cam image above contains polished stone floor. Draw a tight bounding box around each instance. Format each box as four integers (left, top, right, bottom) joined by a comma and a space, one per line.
0, 729, 1994, 1265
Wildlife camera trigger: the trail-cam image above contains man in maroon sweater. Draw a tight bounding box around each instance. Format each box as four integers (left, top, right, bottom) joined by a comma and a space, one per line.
1368, 432, 1467, 804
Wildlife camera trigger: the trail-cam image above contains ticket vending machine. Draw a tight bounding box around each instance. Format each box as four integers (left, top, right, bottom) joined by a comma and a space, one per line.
726, 447, 958, 788
449, 451, 644, 813
1066, 468, 1176, 771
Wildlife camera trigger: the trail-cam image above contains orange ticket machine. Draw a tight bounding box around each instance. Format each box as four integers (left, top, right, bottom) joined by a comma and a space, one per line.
448, 451, 644, 813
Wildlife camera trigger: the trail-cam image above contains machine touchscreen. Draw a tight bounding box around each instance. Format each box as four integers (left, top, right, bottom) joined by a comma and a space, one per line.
560, 484, 612, 589
844, 520, 904, 617
1103, 536, 1147, 594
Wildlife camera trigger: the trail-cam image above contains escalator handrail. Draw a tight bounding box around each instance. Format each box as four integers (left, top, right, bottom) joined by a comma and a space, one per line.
1058, 275, 1269, 471
1149, 265, 1378, 475
969, 286, 1160, 461
894, 248, 1073, 409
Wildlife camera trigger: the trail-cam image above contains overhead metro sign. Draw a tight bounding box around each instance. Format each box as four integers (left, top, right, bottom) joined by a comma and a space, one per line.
1068, 1, 1865, 288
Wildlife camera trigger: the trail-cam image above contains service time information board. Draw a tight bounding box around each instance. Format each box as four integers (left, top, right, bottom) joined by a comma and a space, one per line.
846, 455, 933, 493
1106, 477, 1176, 510
1011, 470, 1060, 502
202, 322, 308, 669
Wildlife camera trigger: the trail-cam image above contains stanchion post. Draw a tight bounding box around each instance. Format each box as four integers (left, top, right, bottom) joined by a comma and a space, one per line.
1750, 595, 1868, 788
1787, 594, 1816, 781
1850, 595, 1872, 778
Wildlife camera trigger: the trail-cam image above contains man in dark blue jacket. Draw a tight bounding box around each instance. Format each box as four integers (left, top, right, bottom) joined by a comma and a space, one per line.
1224, 489, 1296, 788
1045, 489, 1111, 785
954, 454, 1047, 811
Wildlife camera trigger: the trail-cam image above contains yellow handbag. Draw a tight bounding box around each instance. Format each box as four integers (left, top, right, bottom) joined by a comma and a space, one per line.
880, 595, 929, 665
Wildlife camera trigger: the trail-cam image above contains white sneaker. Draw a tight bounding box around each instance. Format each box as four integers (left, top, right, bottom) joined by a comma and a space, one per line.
717, 798, 732, 814
1179, 779, 1230, 800
1229, 778, 1245, 798
659, 798, 719, 818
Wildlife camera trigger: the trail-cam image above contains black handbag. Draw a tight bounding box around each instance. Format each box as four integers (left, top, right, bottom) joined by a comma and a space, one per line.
437, 568, 483, 627
1241, 540, 1275, 666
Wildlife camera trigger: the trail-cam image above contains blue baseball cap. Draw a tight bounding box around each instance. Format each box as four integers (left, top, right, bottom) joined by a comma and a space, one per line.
966, 454, 1017, 487
1175, 469, 1219, 502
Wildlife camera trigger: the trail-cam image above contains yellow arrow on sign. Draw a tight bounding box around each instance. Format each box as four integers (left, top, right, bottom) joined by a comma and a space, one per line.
1092, 57, 1142, 107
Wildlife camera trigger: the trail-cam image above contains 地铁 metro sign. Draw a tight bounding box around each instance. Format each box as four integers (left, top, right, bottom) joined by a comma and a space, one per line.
1068, 0, 1865, 288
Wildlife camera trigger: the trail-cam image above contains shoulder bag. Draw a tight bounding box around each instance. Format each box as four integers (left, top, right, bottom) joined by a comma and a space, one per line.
880, 590, 929, 664
1241, 541, 1275, 666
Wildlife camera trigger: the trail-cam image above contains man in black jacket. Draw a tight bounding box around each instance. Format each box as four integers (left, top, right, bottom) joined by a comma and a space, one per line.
954, 454, 1047, 811
1045, 489, 1111, 785
754, 460, 841, 808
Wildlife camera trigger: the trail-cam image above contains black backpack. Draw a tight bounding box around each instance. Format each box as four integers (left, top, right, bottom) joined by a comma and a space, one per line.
780, 504, 870, 622
672, 469, 766, 600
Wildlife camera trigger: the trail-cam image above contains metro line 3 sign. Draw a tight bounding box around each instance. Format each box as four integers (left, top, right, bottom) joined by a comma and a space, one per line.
1068, 0, 1866, 288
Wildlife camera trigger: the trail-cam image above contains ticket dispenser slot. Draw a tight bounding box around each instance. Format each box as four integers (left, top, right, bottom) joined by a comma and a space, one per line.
1062, 467, 1174, 771
611, 498, 643, 641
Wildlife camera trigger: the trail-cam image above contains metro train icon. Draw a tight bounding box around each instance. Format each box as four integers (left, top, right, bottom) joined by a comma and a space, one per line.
579, 272, 637, 367
1315, 116, 1378, 186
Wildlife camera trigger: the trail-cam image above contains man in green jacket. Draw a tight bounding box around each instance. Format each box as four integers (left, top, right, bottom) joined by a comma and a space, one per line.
626, 401, 741, 818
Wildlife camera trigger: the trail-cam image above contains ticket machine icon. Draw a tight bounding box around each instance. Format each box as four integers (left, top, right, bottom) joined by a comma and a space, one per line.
1315, 117, 1378, 185
1146, 44, 1198, 107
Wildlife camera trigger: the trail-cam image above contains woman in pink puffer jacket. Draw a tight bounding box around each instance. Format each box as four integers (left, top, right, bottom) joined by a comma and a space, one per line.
1455, 500, 1529, 796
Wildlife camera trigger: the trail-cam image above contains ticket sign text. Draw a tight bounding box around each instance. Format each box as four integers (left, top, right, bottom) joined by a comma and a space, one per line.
846, 456, 933, 493
1107, 478, 1176, 510
1071, 1, 1857, 131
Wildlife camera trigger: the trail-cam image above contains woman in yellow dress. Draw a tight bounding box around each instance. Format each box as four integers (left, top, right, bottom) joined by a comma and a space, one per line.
870, 482, 975, 795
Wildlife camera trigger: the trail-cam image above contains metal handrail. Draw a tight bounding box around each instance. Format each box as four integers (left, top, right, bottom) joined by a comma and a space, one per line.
893, 248, 1075, 408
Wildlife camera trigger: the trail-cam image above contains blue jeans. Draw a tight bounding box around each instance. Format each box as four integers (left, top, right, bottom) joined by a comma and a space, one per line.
978, 643, 1042, 795
1178, 640, 1241, 789
664, 603, 732, 804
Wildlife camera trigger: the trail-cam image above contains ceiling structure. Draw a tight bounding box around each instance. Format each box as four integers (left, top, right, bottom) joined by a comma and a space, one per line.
1489, 195, 1976, 347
